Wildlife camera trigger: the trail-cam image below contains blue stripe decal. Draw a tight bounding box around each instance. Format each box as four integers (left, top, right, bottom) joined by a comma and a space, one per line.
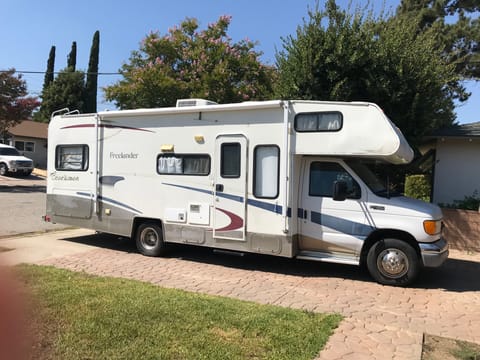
310, 210, 373, 237
162, 182, 244, 202
76, 192, 142, 214
247, 199, 282, 214
162, 182, 213, 196
298, 207, 305, 219
162, 182, 287, 215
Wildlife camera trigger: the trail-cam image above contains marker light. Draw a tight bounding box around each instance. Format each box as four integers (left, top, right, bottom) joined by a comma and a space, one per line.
423, 220, 442, 236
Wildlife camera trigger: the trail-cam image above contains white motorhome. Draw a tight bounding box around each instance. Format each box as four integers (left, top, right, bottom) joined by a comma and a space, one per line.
45, 99, 448, 286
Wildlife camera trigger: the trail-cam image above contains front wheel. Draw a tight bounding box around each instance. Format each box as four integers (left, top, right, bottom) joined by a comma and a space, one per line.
135, 222, 166, 257
0, 163, 7, 176
367, 238, 420, 286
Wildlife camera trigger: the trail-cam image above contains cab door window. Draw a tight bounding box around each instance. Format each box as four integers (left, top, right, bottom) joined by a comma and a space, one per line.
309, 162, 361, 199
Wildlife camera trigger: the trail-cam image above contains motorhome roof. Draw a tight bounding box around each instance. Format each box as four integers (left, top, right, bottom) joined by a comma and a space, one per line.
93, 100, 373, 120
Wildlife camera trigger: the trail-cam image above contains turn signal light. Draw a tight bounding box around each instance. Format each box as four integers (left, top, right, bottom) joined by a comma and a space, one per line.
423, 220, 441, 235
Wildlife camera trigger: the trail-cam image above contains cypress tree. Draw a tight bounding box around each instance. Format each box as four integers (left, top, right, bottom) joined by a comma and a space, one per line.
43, 46, 56, 89
67, 41, 77, 71
85, 31, 100, 113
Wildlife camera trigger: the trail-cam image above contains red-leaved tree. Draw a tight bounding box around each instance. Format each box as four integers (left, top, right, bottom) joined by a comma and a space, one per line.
0, 69, 40, 141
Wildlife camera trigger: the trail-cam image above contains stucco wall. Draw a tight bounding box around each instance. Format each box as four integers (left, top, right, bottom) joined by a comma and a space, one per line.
433, 138, 480, 205
442, 208, 480, 252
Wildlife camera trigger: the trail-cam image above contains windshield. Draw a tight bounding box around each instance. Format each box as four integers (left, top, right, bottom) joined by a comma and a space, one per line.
345, 159, 402, 198
0, 147, 20, 156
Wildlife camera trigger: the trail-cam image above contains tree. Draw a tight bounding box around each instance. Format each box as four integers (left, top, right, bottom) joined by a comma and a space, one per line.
275, 0, 462, 146
104, 16, 275, 109
36, 70, 85, 122
0, 69, 39, 141
84, 31, 100, 113
397, 0, 479, 81
43, 46, 56, 90
67, 41, 77, 71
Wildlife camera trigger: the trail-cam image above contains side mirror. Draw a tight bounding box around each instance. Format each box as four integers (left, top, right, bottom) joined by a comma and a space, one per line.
333, 180, 348, 201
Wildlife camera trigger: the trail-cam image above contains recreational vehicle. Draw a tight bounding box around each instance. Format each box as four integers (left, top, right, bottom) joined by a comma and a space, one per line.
45, 99, 448, 286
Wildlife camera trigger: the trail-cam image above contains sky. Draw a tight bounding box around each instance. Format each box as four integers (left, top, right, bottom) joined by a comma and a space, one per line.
1, 0, 478, 124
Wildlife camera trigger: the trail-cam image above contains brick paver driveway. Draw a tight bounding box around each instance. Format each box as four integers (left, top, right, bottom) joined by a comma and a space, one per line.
36, 231, 480, 360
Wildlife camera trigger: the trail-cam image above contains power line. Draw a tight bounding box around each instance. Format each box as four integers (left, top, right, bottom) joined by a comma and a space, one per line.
0, 69, 122, 76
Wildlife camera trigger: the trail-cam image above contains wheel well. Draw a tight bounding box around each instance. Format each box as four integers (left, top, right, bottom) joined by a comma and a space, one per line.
360, 229, 421, 266
131, 217, 163, 240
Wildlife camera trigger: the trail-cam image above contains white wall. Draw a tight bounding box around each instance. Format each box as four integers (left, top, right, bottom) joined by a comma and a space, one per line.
433, 138, 480, 204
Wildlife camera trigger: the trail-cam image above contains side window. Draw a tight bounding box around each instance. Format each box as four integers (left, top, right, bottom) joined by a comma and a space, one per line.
295, 112, 343, 132
56, 145, 89, 171
221, 143, 241, 178
253, 145, 280, 198
157, 154, 210, 175
14, 141, 34, 152
309, 162, 360, 199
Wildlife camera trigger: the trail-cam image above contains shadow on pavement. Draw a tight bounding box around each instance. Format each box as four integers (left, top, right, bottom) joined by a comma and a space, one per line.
60, 232, 480, 292
0, 185, 46, 193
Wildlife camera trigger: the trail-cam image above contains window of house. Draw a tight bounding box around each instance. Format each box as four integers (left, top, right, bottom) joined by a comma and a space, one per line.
253, 145, 280, 198
295, 112, 343, 132
309, 162, 361, 199
157, 154, 210, 175
15, 141, 35, 152
220, 143, 241, 178
56, 145, 89, 171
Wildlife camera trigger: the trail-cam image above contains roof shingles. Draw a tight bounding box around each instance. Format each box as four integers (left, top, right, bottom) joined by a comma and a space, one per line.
7, 120, 48, 139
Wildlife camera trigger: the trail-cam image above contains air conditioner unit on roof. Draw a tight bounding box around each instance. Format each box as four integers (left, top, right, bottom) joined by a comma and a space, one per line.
176, 99, 218, 107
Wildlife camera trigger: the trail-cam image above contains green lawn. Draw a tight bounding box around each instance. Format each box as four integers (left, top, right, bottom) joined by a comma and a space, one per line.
18, 265, 341, 360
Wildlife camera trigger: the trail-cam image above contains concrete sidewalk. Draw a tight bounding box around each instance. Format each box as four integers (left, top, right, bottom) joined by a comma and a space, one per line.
2, 229, 479, 359
0, 229, 96, 265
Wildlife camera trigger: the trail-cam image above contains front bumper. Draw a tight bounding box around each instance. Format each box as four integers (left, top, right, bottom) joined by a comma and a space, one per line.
9, 163, 33, 173
419, 238, 449, 268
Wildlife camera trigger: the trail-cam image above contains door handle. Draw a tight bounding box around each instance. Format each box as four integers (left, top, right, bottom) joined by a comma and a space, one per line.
216, 184, 224, 192
304, 209, 308, 219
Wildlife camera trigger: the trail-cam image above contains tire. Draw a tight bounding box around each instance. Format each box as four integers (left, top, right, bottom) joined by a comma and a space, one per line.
366, 238, 420, 286
135, 222, 166, 257
23, 170, 32, 176
0, 163, 7, 176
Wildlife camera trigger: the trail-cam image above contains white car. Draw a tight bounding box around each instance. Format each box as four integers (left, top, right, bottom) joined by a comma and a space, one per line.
0, 143, 34, 176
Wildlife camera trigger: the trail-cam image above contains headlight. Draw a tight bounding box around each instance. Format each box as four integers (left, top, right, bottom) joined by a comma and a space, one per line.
423, 220, 442, 236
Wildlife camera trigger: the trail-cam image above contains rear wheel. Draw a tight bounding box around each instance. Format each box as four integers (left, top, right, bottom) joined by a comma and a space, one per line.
367, 238, 420, 286
135, 222, 166, 257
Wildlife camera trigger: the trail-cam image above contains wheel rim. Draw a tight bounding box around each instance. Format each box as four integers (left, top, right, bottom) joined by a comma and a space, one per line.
377, 248, 409, 279
0, 164, 6, 175
140, 227, 159, 250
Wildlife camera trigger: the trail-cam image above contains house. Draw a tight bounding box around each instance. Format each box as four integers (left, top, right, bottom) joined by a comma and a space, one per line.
2, 120, 48, 169
424, 121, 480, 205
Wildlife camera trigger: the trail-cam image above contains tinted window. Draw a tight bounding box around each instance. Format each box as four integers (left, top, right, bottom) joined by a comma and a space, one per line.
221, 143, 241, 178
0, 147, 20, 156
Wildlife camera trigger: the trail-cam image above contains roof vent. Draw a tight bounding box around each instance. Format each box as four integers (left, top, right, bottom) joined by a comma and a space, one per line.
176, 99, 218, 107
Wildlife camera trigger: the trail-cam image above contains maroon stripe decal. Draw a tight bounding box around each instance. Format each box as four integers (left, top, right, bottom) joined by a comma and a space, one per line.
61, 124, 154, 133
215, 208, 244, 231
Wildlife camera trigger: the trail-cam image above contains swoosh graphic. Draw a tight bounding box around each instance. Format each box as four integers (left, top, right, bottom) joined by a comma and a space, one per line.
215, 208, 244, 231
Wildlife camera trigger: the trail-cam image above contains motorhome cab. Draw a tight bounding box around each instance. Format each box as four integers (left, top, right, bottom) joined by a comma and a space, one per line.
45, 99, 448, 286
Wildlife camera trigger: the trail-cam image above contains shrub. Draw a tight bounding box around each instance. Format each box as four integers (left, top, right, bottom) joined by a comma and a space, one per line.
404, 174, 431, 202
440, 191, 480, 211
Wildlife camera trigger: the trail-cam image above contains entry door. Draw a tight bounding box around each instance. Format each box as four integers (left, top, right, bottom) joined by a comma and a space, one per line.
213, 135, 248, 240
298, 158, 369, 255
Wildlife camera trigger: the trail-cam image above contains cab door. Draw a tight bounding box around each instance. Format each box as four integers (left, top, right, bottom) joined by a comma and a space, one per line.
213, 135, 248, 240
298, 158, 371, 255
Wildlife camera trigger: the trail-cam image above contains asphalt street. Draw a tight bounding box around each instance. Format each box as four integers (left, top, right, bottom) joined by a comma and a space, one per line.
0, 174, 70, 237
